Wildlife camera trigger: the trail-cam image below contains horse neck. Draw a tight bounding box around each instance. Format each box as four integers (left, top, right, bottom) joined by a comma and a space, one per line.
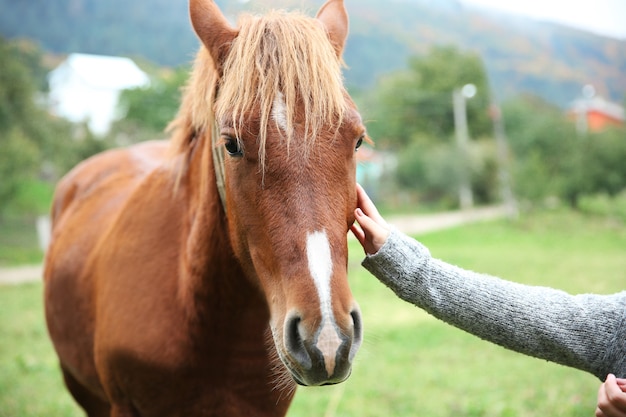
179, 130, 268, 325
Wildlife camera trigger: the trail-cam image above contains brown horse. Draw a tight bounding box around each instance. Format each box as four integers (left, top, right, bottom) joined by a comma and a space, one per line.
43, 0, 366, 416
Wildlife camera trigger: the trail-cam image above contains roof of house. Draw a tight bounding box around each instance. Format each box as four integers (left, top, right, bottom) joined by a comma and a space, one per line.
49, 53, 150, 90
570, 96, 625, 122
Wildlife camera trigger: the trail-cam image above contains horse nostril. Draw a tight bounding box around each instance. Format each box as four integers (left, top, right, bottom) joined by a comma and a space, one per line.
351, 309, 362, 339
286, 315, 301, 351
285, 314, 311, 369
349, 308, 363, 360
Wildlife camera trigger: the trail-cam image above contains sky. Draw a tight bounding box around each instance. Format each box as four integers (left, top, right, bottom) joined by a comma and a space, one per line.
460, 0, 626, 40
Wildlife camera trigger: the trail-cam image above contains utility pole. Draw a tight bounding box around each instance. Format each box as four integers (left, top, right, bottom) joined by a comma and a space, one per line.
576, 84, 595, 137
452, 84, 475, 210
490, 97, 517, 218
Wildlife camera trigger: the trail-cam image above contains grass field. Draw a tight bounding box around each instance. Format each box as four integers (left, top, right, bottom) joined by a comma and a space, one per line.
1, 209, 624, 417
0, 216, 45, 267
0, 180, 53, 266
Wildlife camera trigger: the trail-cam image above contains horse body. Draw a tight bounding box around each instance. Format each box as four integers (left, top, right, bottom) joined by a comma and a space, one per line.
47, 138, 286, 416
44, 1, 364, 416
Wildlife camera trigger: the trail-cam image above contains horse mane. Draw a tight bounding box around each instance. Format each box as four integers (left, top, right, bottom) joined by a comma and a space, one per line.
168, 9, 348, 170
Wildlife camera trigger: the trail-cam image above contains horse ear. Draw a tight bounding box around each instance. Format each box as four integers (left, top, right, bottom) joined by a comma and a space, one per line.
189, 0, 238, 70
316, 0, 349, 57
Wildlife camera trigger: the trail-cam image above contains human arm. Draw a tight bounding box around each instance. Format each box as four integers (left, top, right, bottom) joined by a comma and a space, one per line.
351, 185, 626, 380
597, 374, 626, 417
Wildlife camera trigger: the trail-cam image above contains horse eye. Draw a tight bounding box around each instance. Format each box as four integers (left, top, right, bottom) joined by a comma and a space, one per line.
224, 137, 243, 157
355, 136, 364, 152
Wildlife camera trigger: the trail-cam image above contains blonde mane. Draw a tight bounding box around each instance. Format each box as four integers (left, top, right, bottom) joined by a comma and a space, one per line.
169, 9, 348, 169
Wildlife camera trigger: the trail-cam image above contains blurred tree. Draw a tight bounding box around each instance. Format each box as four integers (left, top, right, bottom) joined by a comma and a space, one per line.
395, 136, 498, 209
0, 129, 40, 217
362, 45, 495, 208
0, 37, 45, 216
583, 127, 626, 198
0, 37, 74, 217
0, 39, 38, 134
501, 94, 626, 208
365, 45, 492, 149
395, 139, 462, 208
502, 95, 578, 205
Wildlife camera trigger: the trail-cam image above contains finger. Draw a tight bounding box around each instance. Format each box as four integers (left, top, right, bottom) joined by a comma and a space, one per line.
355, 184, 387, 226
354, 207, 381, 237
598, 375, 626, 417
605, 374, 621, 398
352, 217, 375, 255
356, 207, 391, 254
350, 222, 365, 246
597, 379, 618, 417
355, 183, 375, 215
606, 375, 626, 412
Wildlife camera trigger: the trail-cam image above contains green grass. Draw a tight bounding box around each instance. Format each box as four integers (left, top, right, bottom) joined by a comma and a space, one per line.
0, 284, 81, 417
0, 216, 46, 266
9, 180, 55, 216
1, 209, 624, 417
0, 179, 53, 266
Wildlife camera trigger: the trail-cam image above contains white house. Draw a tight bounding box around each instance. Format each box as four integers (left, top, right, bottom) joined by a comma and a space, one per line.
48, 53, 150, 136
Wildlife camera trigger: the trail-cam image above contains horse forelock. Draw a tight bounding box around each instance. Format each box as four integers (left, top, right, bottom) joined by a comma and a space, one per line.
216, 11, 348, 166
168, 9, 348, 173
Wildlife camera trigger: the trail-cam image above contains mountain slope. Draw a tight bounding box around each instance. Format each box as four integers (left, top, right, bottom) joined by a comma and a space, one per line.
2, 0, 624, 106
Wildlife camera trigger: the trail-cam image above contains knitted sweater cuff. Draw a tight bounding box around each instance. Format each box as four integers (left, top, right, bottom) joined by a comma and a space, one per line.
361, 227, 431, 303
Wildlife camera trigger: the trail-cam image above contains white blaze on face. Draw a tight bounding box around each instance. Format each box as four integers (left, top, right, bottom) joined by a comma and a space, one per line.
306, 230, 342, 377
272, 91, 288, 132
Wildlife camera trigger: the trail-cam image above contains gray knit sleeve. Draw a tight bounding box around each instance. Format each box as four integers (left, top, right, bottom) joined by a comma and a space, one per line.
362, 228, 626, 380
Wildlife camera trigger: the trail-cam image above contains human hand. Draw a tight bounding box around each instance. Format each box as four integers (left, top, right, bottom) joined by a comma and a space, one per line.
596, 374, 626, 417
350, 183, 390, 255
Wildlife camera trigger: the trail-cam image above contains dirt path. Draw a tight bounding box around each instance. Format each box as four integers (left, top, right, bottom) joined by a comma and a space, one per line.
385, 204, 511, 235
0, 205, 512, 286
0, 264, 44, 285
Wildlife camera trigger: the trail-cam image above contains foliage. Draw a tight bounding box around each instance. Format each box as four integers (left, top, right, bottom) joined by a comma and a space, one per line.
0, 129, 40, 216
364, 46, 498, 208
503, 95, 576, 204
503, 95, 626, 208
0, 37, 114, 218
396, 140, 461, 208
0, 212, 47, 266
0, 38, 56, 217
579, 191, 626, 224
395, 136, 499, 208
366, 45, 492, 149
2, 210, 625, 416
0, 39, 46, 139
366, 58, 626, 210
582, 127, 626, 198
0, 180, 53, 266
115, 66, 188, 135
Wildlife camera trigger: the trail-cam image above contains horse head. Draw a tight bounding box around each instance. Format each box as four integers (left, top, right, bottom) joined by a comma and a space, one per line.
189, 0, 364, 387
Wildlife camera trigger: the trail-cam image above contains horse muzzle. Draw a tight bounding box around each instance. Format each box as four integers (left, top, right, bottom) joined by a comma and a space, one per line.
279, 307, 362, 386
